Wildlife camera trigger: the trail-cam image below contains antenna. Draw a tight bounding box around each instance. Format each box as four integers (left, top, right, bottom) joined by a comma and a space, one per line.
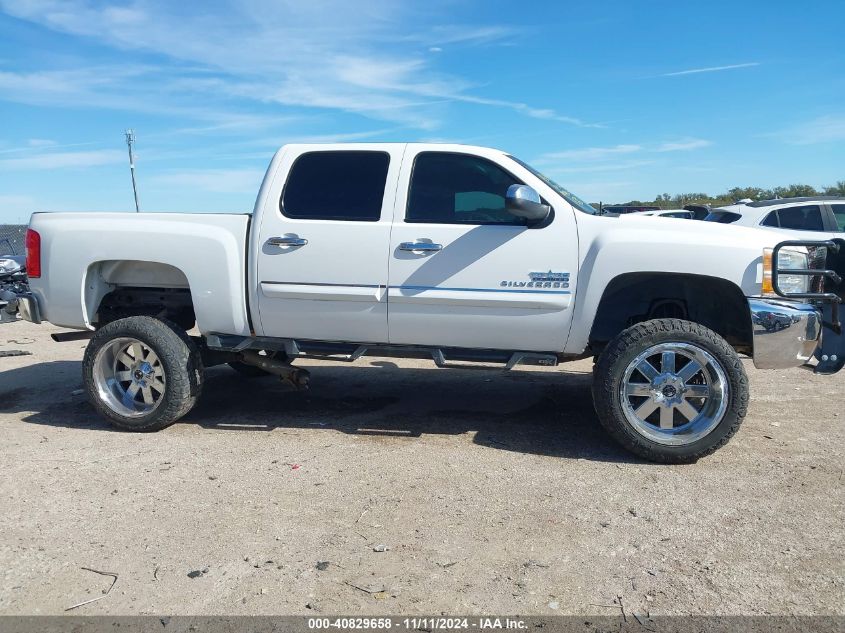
125, 129, 141, 213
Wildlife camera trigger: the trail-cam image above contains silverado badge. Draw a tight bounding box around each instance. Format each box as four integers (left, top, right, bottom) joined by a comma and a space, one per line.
500, 271, 570, 289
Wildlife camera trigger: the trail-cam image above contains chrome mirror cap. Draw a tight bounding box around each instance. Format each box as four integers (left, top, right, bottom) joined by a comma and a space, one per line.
506, 184, 551, 224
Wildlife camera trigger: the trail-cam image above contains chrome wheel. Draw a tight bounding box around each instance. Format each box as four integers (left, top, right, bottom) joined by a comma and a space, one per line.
620, 342, 729, 446
92, 337, 166, 417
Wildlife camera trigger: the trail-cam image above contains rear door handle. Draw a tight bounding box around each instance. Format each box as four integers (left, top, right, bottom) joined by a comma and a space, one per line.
268, 236, 308, 247
399, 241, 442, 253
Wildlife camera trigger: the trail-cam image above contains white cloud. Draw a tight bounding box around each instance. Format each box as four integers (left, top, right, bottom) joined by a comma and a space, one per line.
661, 62, 760, 77
0, 149, 124, 169
539, 144, 642, 162
150, 168, 265, 194
655, 138, 712, 152
404, 25, 515, 47
0, 0, 596, 129
537, 138, 711, 166
546, 160, 657, 174
770, 114, 845, 145
0, 140, 100, 155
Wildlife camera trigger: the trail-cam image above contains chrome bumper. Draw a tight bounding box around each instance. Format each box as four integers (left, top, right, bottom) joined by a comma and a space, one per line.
749, 298, 821, 369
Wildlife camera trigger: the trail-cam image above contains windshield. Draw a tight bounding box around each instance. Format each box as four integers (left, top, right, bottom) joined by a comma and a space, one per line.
508, 155, 597, 215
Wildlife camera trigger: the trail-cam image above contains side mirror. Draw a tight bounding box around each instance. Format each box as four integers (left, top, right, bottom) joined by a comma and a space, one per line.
506, 185, 551, 224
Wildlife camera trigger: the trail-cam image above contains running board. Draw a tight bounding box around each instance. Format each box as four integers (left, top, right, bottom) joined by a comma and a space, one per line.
206, 334, 558, 371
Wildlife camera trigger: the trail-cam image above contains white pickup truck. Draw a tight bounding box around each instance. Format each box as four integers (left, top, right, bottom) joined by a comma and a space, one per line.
7, 143, 844, 462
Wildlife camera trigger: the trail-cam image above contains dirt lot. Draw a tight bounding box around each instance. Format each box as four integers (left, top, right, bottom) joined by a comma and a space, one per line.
0, 320, 842, 616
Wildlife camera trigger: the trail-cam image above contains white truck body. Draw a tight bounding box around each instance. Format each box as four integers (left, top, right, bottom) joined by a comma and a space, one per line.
30, 143, 779, 356
12, 142, 844, 462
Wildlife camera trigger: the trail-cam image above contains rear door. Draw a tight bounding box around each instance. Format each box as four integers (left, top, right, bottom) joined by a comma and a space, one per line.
386, 147, 579, 352
254, 145, 403, 343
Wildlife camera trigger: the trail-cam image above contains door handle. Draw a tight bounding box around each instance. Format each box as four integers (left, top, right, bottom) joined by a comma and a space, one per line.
267, 236, 308, 247
399, 241, 442, 253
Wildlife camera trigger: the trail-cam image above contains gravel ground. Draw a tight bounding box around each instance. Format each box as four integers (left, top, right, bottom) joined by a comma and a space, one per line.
0, 320, 842, 616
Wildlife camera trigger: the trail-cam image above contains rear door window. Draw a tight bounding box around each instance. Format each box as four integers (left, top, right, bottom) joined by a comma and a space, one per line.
281, 151, 390, 221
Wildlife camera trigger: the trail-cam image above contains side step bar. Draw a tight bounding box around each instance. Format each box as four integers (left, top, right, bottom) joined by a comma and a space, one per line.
205, 334, 559, 371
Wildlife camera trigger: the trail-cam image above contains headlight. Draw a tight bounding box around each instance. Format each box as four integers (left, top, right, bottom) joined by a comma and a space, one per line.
0, 258, 22, 274
762, 248, 809, 296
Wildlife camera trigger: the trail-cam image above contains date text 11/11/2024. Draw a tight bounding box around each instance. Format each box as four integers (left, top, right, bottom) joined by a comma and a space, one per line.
307, 617, 528, 630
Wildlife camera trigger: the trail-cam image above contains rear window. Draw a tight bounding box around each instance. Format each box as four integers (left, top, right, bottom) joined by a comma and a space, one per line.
704, 211, 741, 224
281, 151, 389, 221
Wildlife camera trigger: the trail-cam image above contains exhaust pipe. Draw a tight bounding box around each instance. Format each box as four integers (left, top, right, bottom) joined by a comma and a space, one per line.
240, 350, 310, 389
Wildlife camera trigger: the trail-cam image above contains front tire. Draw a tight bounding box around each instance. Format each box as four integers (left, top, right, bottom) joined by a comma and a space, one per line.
82, 316, 204, 431
592, 319, 748, 463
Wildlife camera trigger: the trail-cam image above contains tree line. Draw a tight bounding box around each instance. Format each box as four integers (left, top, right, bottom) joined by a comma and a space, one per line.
619, 180, 845, 208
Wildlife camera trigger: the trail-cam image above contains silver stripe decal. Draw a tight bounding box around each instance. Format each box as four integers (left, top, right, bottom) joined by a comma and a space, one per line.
262, 283, 570, 295
397, 285, 571, 295
264, 282, 384, 288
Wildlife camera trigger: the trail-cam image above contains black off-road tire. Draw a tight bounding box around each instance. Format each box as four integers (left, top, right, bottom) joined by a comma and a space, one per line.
592, 319, 749, 463
82, 316, 204, 431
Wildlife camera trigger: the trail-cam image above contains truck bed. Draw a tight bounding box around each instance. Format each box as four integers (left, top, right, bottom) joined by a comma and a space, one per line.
27, 212, 252, 336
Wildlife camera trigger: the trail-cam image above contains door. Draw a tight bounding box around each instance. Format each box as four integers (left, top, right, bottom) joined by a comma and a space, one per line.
386, 148, 579, 352
254, 145, 403, 343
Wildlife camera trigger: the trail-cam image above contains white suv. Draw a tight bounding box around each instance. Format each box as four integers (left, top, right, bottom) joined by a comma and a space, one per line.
704, 196, 845, 239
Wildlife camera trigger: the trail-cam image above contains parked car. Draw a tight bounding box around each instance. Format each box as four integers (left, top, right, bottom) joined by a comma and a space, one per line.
0, 254, 28, 325
683, 204, 712, 220
5, 143, 844, 463
704, 196, 845, 239
629, 209, 693, 219
601, 205, 661, 215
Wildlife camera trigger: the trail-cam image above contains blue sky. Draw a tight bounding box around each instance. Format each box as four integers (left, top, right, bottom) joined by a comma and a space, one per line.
0, 0, 843, 222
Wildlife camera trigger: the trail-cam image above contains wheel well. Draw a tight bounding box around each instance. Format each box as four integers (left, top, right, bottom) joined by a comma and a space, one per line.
96, 287, 196, 330
588, 273, 752, 354
86, 260, 196, 330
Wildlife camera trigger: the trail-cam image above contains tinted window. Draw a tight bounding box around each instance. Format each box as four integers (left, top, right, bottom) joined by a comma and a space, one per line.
663, 212, 691, 219
766, 205, 824, 231
704, 211, 741, 224
831, 204, 845, 232
406, 152, 524, 225
762, 211, 780, 227
282, 151, 389, 221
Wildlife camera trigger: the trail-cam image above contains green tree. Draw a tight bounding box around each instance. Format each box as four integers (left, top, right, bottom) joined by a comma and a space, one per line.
823, 180, 845, 196
771, 184, 819, 198
725, 187, 771, 202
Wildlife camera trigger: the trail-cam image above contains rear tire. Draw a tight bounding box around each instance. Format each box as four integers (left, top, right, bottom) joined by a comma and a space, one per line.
592, 319, 748, 463
82, 316, 204, 431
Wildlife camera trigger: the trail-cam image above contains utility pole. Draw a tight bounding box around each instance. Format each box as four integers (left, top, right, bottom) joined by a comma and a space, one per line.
125, 129, 141, 213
